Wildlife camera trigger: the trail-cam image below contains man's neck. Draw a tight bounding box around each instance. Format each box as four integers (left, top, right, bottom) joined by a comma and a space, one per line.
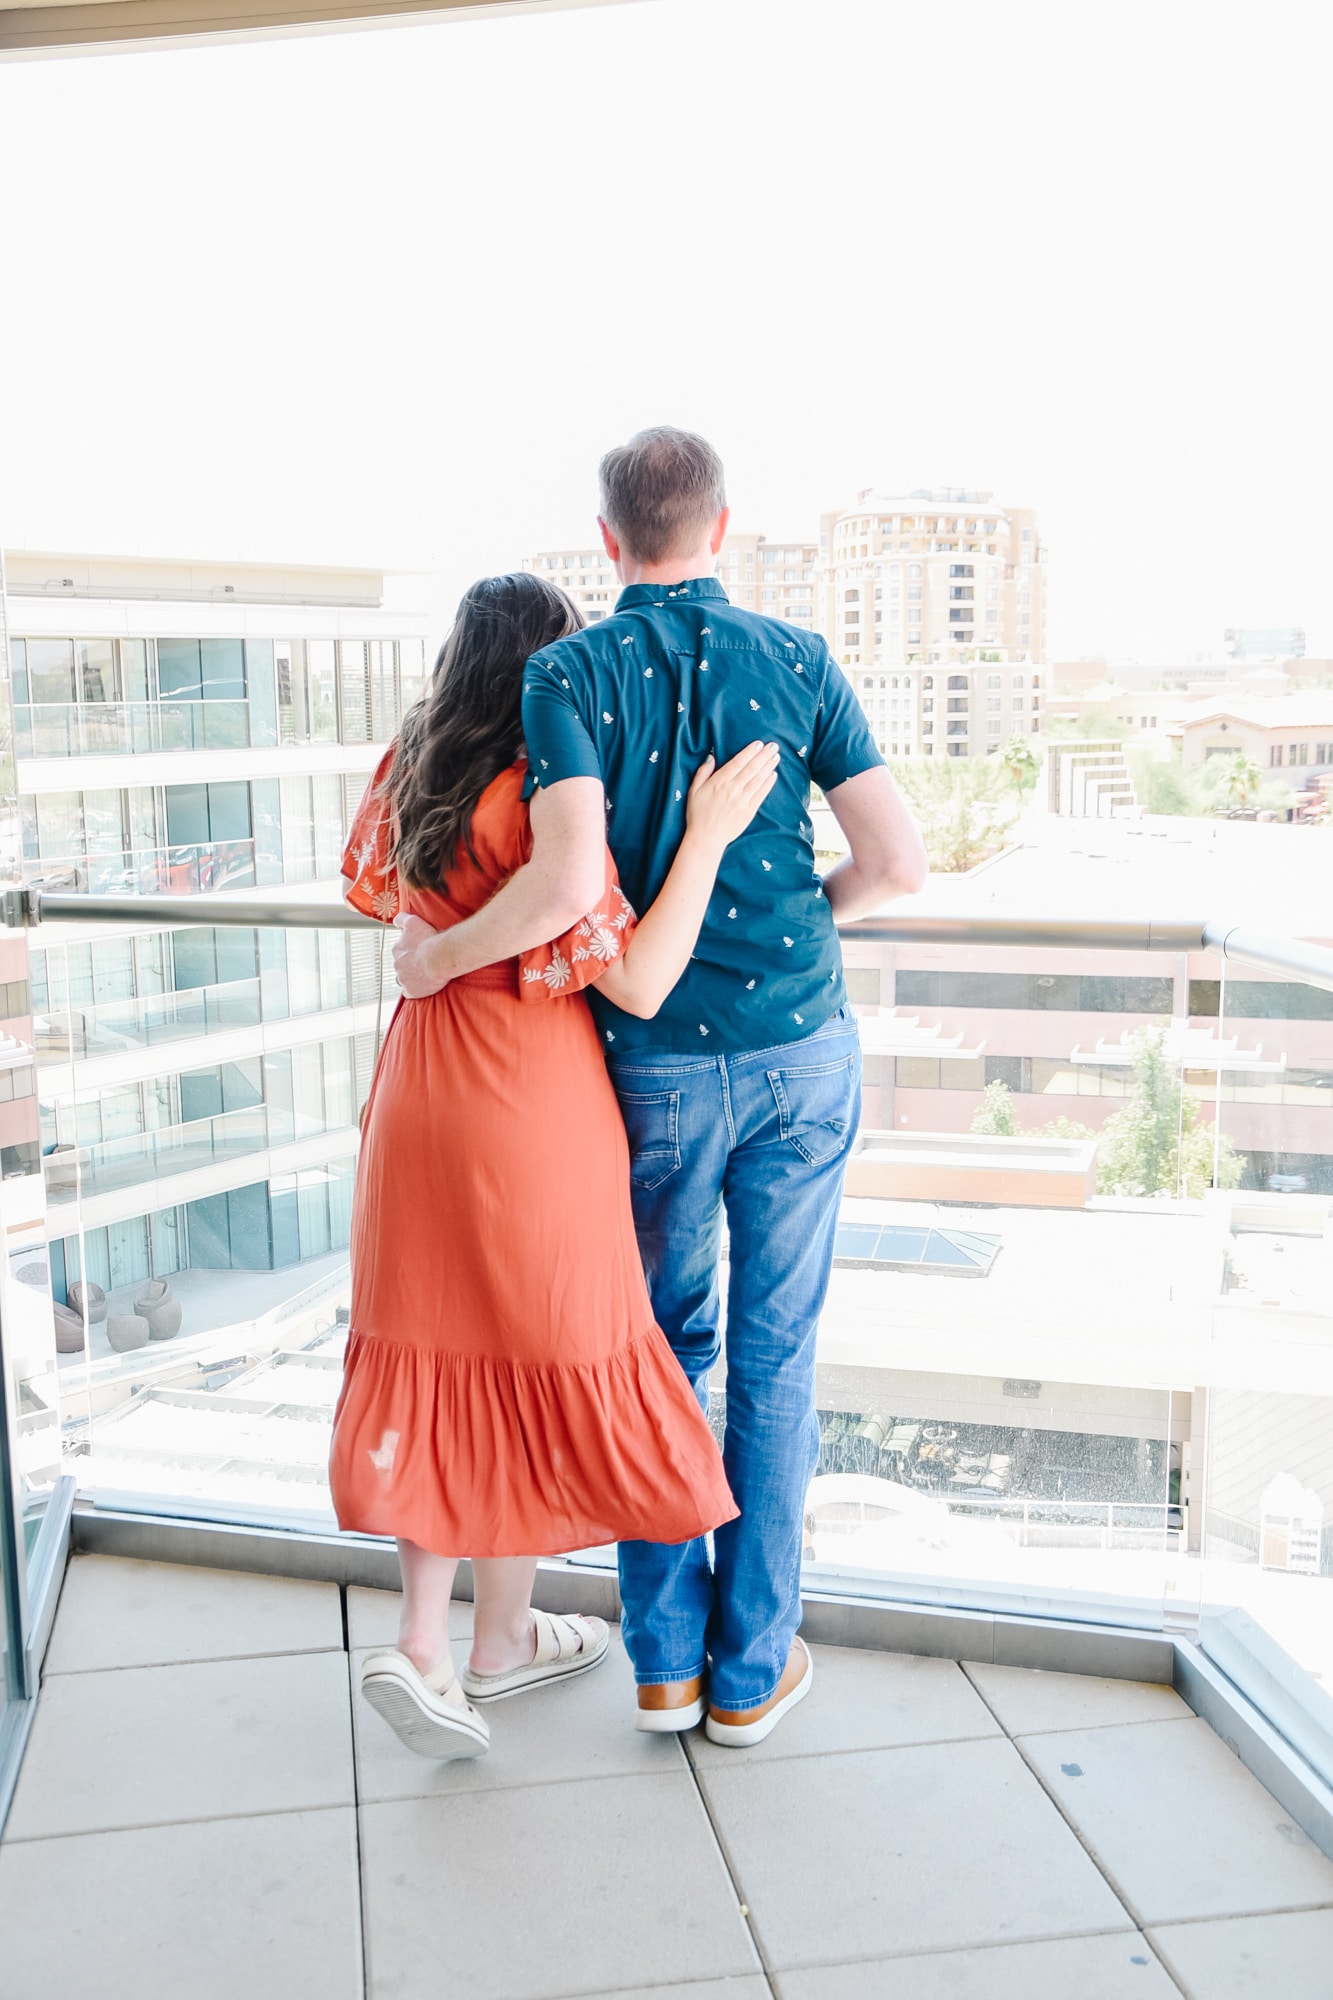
615, 549, 716, 588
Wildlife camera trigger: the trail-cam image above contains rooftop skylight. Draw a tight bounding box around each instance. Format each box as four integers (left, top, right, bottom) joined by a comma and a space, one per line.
832, 1222, 1002, 1277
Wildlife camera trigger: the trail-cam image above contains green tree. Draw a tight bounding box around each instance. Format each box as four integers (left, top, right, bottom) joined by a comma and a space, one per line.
1040, 1114, 1096, 1140
1129, 747, 1196, 816
1211, 752, 1263, 809
1096, 1025, 1244, 1198
1127, 745, 1293, 820
999, 735, 1039, 794
1042, 706, 1131, 742
971, 1082, 1094, 1142
971, 1079, 1021, 1136
1196, 751, 1293, 818
890, 754, 1020, 873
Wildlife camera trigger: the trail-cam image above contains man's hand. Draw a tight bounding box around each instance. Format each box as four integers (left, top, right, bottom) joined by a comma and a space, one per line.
392, 914, 453, 998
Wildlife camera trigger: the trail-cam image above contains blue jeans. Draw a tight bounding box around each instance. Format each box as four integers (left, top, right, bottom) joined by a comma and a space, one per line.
606, 1007, 861, 1711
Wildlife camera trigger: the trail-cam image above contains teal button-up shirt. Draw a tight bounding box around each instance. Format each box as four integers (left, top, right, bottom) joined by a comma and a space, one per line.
521, 576, 883, 1054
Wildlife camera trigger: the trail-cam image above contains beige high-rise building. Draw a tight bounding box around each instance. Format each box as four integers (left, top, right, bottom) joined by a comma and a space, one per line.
817, 489, 1045, 760
819, 488, 1045, 668
526, 491, 1045, 760
713, 532, 820, 631
524, 533, 819, 631
522, 547, 619, 621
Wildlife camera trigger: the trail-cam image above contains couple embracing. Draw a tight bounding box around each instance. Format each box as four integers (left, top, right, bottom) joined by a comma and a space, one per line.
328, 428, 926, 1759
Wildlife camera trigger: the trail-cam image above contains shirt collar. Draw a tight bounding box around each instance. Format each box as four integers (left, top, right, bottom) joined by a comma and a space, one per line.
616, 576, 728, 610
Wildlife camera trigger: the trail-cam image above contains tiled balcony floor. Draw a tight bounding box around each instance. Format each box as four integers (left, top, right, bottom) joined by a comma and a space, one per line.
5, 1556, 1333, 1999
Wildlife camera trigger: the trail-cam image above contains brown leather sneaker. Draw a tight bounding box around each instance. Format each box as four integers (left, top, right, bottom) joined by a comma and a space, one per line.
705, 1638, 813, 1746
635, 1674, 706, 1733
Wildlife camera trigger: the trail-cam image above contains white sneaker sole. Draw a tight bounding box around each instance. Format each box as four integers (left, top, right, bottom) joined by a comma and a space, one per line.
635, 1695, 706, 1734
361, 1654, 490, 1760
704, 1646, 814, 1747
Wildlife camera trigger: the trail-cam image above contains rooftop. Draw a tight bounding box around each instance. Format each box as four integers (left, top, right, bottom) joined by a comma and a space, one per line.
1170, 693, 1333, 731
857, 812, 1333, 940
5, 1552, 1332, 1999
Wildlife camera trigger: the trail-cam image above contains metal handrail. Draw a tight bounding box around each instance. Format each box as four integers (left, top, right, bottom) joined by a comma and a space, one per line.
6, 886, 1333, 993
8, 887, 378, 931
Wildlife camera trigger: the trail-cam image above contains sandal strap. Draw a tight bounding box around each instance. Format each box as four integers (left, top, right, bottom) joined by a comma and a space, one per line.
422, 1659, 469, 1709
530, 1609, 592, 1667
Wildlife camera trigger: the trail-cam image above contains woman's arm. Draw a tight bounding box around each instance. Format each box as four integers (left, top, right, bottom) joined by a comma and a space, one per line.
392, 778, 606, 996
595, 741, 779, 1019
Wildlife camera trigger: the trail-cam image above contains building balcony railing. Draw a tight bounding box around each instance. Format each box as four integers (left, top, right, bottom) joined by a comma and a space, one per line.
3, 885, 1333, 1873
33, 978, 265, 1063
22, 839, 257, 898
43, 1104, 273, 1204
14, 698, 253, 758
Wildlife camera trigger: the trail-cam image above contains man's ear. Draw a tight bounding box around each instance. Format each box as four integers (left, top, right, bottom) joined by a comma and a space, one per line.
708, 507, 731, 556
598, 516, 622, 565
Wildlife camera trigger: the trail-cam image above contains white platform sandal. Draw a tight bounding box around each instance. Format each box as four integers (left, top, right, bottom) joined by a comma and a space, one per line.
360, 1649, 491, 1760
461, 1608, 610, 1703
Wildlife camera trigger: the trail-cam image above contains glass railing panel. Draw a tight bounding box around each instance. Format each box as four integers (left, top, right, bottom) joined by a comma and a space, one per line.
15, 701, 253, 757
41, 918, 388, 1532
795, 938, 1223, 1630
155, 701, 250, 752
33, 978, 265, 1064
1194, 962, 1333, 1773
23, 896, 1331, 1670
0, 946, 63, 1629
24, 840, 257, 896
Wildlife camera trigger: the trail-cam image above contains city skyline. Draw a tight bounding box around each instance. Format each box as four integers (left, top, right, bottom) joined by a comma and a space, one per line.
2, 0, 1332, 664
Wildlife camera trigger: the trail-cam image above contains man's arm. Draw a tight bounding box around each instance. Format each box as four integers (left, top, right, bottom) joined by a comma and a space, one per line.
392, 777, 607, 997
820, 766, 928, 922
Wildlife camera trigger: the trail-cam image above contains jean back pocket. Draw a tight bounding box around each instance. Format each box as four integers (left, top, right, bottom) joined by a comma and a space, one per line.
767, 1057, 856, 1165
613, 1088, 682, 1191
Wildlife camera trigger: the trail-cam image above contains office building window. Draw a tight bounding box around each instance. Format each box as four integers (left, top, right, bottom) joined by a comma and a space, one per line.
164, 780, 252, 847
158, 638, 247, 703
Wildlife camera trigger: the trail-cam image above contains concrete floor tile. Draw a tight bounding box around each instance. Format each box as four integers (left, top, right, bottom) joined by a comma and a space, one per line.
351, 1632, 684, 1802
697, 1735, 1129, 1968
0, 1808, 361, 1999
689, 1646, 998, 1769
44, 1554, 342, 1673
346, 1583, 473, 1649
775, 1932, 1176, 1998
359, 1773, 759, 1999
1149, 1908, 1333, 1998
1021, 1717, 1333, 1925
576, 1983, 769, 2000
6, 1650, 354, 1840
964, 1662, 1189, 1737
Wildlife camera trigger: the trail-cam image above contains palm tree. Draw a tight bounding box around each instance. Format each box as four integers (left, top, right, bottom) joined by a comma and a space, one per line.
1215, 753, 1263, 810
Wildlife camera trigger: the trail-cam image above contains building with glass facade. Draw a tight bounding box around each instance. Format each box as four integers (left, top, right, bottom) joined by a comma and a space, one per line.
4, 551, 427, 1308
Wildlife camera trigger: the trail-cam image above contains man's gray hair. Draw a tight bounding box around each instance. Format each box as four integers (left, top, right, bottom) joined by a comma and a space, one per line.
598, 427, 727, 565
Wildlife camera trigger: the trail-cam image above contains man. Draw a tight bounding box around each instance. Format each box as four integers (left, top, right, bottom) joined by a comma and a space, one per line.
395, 427, 926, 1745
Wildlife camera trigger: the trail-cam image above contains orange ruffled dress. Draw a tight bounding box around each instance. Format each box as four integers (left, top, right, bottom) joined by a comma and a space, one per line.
328, 751, 738, 1558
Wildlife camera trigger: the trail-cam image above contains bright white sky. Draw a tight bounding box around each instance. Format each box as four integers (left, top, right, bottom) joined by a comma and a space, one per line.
3, 0, 1332, 661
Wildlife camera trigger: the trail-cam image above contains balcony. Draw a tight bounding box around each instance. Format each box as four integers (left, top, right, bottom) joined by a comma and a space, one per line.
16, 698, 253, 759
24, 837, 258, 896
4, 885, 1333, 2000
3, 1551, 1333, 1997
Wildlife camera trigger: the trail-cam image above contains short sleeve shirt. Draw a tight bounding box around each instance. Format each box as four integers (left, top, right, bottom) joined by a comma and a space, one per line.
521, 576, 883, 1054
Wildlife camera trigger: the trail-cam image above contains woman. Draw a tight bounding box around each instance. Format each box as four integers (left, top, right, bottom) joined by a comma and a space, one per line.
330, 571, 777, 1760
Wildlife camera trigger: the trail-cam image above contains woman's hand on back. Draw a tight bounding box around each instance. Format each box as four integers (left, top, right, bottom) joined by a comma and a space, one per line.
684, 740, 780, 856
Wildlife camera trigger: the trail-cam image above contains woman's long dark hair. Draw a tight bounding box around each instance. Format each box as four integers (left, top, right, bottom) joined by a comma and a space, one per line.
386, 572, 583, 888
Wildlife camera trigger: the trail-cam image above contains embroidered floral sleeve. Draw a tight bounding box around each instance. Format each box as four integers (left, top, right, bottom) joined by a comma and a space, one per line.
518, 849, 637, 1001
340, 750, 401, 924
